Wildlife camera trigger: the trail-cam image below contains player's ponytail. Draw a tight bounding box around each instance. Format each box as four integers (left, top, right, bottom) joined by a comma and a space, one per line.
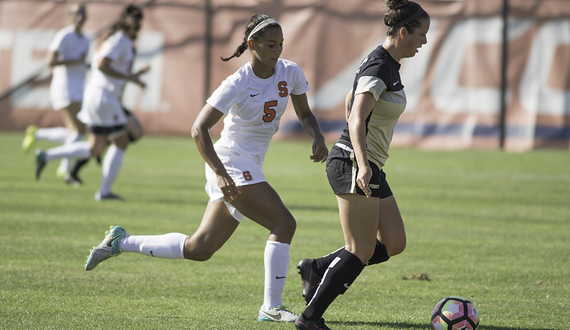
103, 5, 143, 40
384, 0, 429, 38
221, 14, 280, 62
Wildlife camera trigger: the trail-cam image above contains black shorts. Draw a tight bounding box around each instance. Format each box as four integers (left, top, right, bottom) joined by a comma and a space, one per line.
89, 107, 132, 137
89, 124, 126, 136
326, 144, 393, 199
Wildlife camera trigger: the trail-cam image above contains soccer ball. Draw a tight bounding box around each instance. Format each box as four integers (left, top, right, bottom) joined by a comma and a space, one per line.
431, 296, 479, 330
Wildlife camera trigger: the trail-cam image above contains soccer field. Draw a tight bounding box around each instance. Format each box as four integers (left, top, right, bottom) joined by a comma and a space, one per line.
1, 132, 569, 330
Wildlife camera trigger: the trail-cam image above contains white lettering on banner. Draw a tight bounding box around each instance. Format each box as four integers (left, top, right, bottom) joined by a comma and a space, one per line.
309, 19, 435, 114
122, 31, 168, 112
0, 29, 13, 49
520, 20, 570, 116
309, 41, 379, 111
11, 29, 56, 109
430, 18, 532, 115
6, 29, 166, 112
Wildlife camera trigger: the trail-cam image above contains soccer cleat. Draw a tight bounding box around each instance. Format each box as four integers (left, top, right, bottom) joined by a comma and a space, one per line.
295, 313, 331, 330
63, 173, 82, 187
22, 125, 37, 154
95, 191, 123, 201
258, 305, 298, 322
35, 149, 47, 180
85, 225, 126, 271
297, 258, 322, 305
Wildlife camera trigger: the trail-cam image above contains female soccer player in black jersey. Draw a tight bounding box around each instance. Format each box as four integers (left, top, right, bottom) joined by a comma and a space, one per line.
295, 1, 430, 329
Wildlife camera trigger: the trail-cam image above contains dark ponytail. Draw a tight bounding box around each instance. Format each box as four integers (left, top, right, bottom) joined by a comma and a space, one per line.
384, 0, 429, 38
221, 14, 280, 62
103, 5, 143, 40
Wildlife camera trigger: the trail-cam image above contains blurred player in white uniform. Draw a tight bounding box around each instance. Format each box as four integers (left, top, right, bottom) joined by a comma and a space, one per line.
84, 14, 329, 323
22, 3, 89, 180
35, 5, 148, 200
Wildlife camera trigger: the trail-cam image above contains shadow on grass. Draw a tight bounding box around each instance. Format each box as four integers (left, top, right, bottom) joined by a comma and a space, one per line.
329, 321, 554, 330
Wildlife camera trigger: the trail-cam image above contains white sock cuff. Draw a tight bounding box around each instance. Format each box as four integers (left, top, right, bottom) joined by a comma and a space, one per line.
266, 240, 290, 250
178, 234, 188, 259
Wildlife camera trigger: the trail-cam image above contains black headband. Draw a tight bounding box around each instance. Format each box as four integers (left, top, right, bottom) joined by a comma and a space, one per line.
391, 7, 426, 29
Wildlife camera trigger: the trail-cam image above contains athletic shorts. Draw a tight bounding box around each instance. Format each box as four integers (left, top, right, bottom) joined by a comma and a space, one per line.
89, 124, 127, 140
326, 143, 393, 199
205, 138, 267, 222
78, 87, 127, 127
88, 108, 133, 140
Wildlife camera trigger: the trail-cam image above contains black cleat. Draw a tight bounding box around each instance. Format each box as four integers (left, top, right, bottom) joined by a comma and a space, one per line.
64, 172, 82, 187
295, 313, 331, 330
35, 149, 47, 180
297, 258, 322, 305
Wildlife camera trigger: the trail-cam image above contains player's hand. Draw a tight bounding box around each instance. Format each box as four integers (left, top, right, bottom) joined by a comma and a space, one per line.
129, 74, 146, 89
356, 164, 373, 197
310, 138, 328, 163
136, 65, 150, 76
217, 175, 241, 202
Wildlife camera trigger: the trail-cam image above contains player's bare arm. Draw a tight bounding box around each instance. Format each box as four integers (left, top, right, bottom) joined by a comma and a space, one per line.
290, 93, 328, 163
191, 103, 240, 201
347, 91, 376, 197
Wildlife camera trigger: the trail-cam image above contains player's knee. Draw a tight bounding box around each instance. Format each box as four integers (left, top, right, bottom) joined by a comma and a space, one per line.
387, 238, 406, 257
275, 216, 296, 240
191, 251, 213, 262
183, 245, 214, 262
90, 144, 105, 157
76, 124, 87, 135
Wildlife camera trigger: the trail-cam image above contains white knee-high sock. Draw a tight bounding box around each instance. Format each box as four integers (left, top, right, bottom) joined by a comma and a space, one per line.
263, 240, 291, 309
58, 131, 83, 174
120, 233, 187, 259
35, 127, 69, 143
99, 145, 124, 196
45, 141, 90, 162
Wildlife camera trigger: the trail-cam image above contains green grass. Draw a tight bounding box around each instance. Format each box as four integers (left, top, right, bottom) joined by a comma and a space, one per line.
1, 132, 569, 329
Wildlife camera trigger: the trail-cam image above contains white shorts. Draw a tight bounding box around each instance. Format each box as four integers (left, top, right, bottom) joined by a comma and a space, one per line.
50, 75, 84, 110
205, 138, 267, 222
77, 87, 127, 127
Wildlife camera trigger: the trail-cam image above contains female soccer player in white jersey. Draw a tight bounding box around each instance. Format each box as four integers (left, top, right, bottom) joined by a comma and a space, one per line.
35, 5, 148, 200
294, 1, 430, 329
84, 14, 329, 323
22, 3, 89, 178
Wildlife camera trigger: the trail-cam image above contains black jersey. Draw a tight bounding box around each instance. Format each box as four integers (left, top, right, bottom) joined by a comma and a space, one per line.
337, 45, 407, 168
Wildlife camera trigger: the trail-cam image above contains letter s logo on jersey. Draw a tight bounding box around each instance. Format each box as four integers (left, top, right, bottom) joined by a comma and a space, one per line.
278, 81, 288, 97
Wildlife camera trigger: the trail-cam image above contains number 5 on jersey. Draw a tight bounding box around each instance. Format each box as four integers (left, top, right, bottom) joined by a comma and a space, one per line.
263, 100, 277, 123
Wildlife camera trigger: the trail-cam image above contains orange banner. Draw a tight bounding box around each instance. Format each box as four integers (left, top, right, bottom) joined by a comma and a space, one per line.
1, 0, 569, 151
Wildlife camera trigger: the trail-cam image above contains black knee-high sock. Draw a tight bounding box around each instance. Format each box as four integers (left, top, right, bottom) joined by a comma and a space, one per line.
366, 239, 390, 266
314, 240, 390, 275
304, 250, 364, 320
70, 158, 90, 178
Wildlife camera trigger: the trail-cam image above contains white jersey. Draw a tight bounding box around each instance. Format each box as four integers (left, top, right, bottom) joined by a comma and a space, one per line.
78, 30, 133, 127
207, 59, 310, 156
48, 25, 89, 110
87, 30, 134, 98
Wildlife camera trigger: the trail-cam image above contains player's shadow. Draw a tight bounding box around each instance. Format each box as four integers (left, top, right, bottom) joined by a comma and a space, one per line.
329, 321, 554, 330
